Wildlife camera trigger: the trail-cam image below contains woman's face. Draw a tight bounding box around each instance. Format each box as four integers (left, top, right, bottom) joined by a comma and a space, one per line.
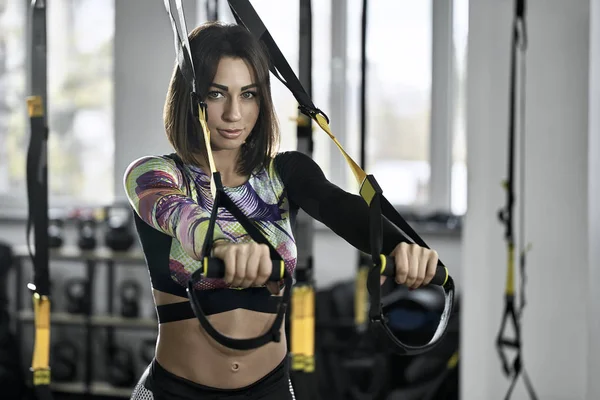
204, 56, 260, 153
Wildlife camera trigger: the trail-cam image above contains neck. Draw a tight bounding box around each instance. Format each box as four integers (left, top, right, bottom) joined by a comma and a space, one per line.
196, 148, 245, 186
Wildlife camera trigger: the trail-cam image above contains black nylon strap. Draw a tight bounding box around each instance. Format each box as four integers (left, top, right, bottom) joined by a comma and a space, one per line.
163, 0, 291, 351
164, 0, 196, 92
218, 193, 282, 260
26, 1, 54, 399
227, 0, 455, 357
227, 0, 326, 122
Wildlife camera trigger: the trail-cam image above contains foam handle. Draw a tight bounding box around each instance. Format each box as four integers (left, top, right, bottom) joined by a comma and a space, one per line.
379, 256, 449, 287
204, 258, 284, 281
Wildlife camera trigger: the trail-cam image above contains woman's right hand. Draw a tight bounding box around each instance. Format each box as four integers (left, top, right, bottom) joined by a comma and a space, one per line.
211, 241, 275, 289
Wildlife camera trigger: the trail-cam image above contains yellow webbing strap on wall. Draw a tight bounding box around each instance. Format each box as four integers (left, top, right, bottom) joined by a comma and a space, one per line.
31, 293, 51, 385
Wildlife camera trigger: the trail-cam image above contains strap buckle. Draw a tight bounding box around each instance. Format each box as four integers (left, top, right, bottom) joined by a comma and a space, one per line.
190, 92, 207, 118
298, 104, 330, 125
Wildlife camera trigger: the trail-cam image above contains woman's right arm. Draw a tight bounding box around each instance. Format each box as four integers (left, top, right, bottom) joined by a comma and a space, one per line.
123, 155, 224, 261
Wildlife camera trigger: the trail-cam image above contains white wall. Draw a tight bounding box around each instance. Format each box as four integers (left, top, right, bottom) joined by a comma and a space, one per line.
587, 0, 600, 398
463, 0, 594, 399
113, 0, 197, 201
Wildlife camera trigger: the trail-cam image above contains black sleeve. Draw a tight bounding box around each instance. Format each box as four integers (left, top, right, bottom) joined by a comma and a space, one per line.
273, 151, 409, 255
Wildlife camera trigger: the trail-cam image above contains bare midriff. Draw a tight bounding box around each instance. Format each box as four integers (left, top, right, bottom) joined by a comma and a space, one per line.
152, 289, 287, 389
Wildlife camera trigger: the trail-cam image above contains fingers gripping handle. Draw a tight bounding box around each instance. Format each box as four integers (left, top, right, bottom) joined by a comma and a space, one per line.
378, 255, 449, 287
188, 257, 291, 351
204, 256, 448, 287
203, 258, 286, 282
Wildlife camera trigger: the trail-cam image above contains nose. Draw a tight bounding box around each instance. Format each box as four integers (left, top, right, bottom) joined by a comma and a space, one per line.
223, 96, 242, 122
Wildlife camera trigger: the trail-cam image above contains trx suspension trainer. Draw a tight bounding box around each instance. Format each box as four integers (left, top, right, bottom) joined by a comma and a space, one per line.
226, 0, 455, 356
164, 0, 293, 351
288, 0, 319, 398
495, 0, 538, 399
354, 0, 371, 334
163, 0, 455, 356
25, 1, 54, 399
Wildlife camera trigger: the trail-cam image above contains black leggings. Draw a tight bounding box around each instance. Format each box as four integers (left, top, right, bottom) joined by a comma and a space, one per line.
130, 357, 295, 400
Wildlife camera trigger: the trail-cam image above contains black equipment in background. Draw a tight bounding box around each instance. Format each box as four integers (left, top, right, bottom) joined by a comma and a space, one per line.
104, 204, 136, 252
77, 215, 97, 251
48, 218, 64, 249
0, 243, 28, 399
119, 280, 141, 318
50, 341, 78, 382
106, 345, 137, 388
65, 278, 90, 315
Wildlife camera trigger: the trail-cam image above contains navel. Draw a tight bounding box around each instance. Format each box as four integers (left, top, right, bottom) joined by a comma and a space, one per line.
231, 361, 240, 372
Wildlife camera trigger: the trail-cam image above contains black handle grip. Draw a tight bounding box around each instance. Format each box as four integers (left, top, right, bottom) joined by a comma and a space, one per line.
204, 256, 448, 286
379, 255, 449, 286
203, 257, 286, 281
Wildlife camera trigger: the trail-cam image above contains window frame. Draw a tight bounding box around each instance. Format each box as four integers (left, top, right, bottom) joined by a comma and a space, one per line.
326, 0, 459, 215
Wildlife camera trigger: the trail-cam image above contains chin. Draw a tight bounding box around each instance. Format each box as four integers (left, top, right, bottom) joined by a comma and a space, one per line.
211, 139, 244, 152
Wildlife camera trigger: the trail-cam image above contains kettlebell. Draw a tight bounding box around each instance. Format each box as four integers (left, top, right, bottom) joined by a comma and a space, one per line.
119, 280, 141, 318
48, 218, 64, 249
77, 216, 97, 251
107, 345, 136, 388
104, 204, 135, 252
51, 341, 78, 382
65, 278, 90, 314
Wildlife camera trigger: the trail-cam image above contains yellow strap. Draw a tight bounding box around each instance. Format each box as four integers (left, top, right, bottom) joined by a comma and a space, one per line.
31, 293, 51, 380
303, 287, 315, 371
313, 114, 366, 186
506, 244, 515, 296
354, 266, 369, 326
290, 286, 305, 371
313, 114, 382, 207
447, 351, 459, 369
27, 96, 44, 118
198, 105, 218, 199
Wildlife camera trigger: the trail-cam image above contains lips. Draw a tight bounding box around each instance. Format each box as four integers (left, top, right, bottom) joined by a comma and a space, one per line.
217, 129, 243, 139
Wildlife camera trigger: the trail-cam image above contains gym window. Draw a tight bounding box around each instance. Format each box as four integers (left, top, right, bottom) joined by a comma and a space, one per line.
230, 0, 468, 216
0, 0, 115, 217
0, 0, 468, 218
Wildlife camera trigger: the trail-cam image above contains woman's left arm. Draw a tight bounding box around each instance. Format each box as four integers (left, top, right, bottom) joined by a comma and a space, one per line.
274, 151, 439, 288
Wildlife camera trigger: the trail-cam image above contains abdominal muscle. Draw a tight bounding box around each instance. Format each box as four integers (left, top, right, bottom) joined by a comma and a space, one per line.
152, 289, 288, 389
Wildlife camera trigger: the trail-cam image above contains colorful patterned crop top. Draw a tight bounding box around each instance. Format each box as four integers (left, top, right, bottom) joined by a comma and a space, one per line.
123, 151, 406, 320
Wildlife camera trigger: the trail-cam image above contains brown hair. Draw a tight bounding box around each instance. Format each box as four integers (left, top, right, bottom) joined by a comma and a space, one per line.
163, 22, 279, 175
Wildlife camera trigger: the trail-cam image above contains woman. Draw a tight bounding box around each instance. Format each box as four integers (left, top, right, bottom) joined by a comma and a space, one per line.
124, 21, 439, 400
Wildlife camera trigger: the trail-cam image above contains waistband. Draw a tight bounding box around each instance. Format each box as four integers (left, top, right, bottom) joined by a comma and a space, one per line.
145, 356, 289, 399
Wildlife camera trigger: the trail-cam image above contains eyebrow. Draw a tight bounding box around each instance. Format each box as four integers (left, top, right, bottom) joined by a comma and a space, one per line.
210, 83, 258, 91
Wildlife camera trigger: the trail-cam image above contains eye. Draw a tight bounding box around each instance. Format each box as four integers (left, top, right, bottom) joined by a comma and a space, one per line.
241, 91, 258, 100
207, 91, 224, 99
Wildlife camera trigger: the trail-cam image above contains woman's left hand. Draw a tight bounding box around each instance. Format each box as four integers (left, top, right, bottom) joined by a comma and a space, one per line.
381, 242, 439, 289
